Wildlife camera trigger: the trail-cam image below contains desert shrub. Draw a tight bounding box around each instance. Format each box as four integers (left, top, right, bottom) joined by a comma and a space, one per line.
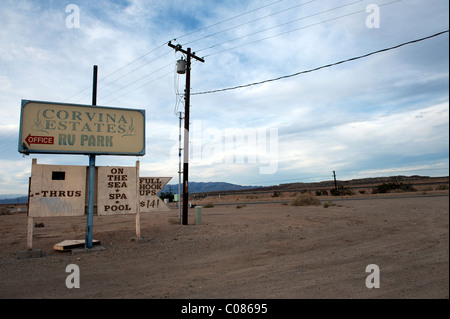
290, 193, 321, 206
371, 182, 417, 194
330, 186, 354, 196
323, 200, 333, 208
436, 184, 449, 190
203, 202, 214, 208
359, 190, 366, 194
271, 191, 282, 197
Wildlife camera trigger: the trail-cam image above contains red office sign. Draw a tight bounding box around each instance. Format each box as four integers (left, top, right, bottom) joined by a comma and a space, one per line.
25, 134, 54, 146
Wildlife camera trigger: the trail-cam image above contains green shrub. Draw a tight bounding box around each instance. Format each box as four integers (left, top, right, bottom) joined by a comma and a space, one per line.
271, 191, 282, 197
371, 182, 417, 194
330, 186, 354, 196
203, 202, 214, 208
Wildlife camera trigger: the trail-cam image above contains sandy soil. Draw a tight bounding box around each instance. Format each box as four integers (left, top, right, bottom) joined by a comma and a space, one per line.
0, 194, 448, 299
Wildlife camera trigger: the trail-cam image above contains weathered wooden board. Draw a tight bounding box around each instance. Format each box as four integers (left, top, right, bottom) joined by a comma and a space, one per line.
28, 161, 86, 217
53, 239, 100, 251
139, 177, 172, 212
97, 166, 138, 215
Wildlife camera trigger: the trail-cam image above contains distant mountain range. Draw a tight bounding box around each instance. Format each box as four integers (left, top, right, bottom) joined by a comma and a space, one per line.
161, 182, 261, 194
0, 182, 260, 204
0, 195, 28, 205
1, 176, 447, 204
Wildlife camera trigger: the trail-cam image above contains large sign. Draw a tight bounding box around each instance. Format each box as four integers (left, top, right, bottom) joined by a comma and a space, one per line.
28, 162, 86, 217
97, 166, 138, 216
139, 177, 172, 212
18, 100, 145, 155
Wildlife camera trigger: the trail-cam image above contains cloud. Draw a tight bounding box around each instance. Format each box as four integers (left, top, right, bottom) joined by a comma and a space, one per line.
0, 0, 448, 193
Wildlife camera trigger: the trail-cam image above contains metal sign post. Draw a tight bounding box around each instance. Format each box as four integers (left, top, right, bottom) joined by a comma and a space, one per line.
85, 65, 98, 249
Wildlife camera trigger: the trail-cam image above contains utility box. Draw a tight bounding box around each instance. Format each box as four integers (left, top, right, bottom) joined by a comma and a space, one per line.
28, 159, 86, 217
195, 206, 202, 225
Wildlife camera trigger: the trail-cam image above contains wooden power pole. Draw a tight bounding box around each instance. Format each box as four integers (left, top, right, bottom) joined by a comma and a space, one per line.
168, 41, 204, 225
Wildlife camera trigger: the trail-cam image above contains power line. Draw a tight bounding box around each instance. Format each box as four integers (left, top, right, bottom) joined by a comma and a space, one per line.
64, 43, 169, 102
192, 30, 449, 95
175, 0, 284, 42
62, 0, 368, 103
102, 70, 174, 105
197, 0, 365, 55
65, 1, 285, 102
182, 0, 316, 47
100, 61, 174, 103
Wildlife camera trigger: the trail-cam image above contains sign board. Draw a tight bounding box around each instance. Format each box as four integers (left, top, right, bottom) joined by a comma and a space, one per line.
28, 162, 86, 217
18, 100, 145, 156
139, 177, 172, 212
97, 166, 138, 216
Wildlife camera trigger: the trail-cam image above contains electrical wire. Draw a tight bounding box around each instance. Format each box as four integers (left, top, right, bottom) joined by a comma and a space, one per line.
62, 0, 380, 104
65, 0, 286, 103
196, 0, 366, 55
182, 0, 316, 47
192, 30, 449, 95
64, 42, 170, 102
174, 0, 284, 42
99, 61, 174, 102
102, 70, 174, 105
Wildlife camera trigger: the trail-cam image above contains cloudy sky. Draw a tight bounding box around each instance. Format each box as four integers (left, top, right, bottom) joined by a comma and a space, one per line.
0, 0, 448, 194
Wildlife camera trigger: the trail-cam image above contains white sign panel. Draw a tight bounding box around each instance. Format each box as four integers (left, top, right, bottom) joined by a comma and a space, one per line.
97, 166, 138, 215
28, 162, 86, 217
139, 177, 171, 212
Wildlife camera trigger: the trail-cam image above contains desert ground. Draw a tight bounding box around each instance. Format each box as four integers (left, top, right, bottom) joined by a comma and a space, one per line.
0, 191, 448, 300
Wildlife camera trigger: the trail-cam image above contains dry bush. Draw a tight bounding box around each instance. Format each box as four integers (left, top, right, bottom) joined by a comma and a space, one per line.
290, 193, 321, 206
323, 200, 333, 208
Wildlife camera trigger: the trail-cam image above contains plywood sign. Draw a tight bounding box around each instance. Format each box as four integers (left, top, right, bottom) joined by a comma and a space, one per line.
28, 162, 86, 217
139, 177, 172, 212
97, 166, 138, 215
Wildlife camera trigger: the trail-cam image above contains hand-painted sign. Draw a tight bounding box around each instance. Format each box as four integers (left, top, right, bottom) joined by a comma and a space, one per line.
28, 161, 86, 217
139, 177, 172, 212
18, 100, 145, 156
97, 166, 138, 215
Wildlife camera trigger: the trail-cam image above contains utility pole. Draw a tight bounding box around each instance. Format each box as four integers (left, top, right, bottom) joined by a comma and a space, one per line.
168, 41, 205, 225
333, 170, 337, 191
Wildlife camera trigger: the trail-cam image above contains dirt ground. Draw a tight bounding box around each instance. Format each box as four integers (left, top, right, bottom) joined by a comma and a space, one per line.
0, 193, 448, 299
